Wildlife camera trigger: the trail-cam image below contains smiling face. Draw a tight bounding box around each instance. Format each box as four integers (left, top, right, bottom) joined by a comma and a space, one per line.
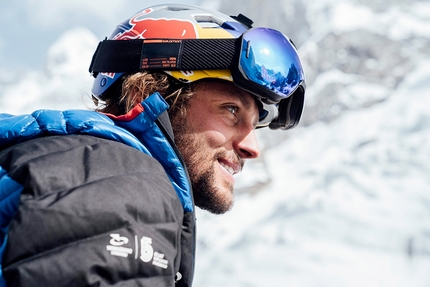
171, 80, 261, 214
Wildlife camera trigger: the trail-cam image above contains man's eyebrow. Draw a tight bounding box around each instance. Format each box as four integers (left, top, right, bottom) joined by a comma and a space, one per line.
231, 89, 253, 109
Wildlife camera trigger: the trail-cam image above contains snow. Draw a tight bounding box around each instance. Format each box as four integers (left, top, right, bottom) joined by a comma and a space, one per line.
331, 3, 378, 33
1, 0, 430, 286
0, 27, 97, 114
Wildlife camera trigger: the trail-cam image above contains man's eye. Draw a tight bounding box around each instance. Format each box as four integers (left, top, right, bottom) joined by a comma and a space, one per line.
227, 106, 238, 115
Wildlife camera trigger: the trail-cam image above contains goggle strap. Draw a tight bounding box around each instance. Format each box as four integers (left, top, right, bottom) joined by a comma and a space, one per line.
89, 38, 239, 76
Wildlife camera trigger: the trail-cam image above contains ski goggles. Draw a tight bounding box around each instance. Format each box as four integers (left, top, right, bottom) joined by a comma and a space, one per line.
233, 27, 306, 129
89, 27, 306, 130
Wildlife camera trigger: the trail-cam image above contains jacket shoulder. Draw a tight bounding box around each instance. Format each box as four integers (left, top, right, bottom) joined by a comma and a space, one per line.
1, 134, 183, 286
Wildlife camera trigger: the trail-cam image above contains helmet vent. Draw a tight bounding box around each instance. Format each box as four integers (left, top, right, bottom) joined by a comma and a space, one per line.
165, 6, 191, 12
193, 15, 223, 28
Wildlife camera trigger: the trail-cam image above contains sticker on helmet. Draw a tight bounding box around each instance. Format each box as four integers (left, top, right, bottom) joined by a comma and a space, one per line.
112, 9, 198, 40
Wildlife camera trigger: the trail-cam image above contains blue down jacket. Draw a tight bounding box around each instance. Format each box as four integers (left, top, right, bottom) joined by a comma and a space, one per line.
0, 92, 196, 287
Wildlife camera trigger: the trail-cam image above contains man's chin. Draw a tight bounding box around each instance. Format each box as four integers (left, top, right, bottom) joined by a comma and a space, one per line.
195, 197, 234, 214
194, 189, 234, 214
193, 180, 235, 214
188, 164, 234, 214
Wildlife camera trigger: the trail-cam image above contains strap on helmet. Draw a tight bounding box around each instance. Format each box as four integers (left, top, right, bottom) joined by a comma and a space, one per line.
89, 38, 238, 78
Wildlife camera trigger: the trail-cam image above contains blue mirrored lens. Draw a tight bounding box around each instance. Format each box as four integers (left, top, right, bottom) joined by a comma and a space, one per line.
239, 28, 305, 100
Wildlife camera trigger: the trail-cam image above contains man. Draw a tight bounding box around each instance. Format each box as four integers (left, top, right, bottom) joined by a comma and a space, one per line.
0, 4, 305, 287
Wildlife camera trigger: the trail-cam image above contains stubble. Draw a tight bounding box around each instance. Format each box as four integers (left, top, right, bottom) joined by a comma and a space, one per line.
172, 118, 234, 214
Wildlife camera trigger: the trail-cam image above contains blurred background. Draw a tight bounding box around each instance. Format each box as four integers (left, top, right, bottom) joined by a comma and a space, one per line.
1, 0, 429, 286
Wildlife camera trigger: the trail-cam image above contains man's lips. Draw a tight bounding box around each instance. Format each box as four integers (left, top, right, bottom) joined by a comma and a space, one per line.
218, 158, 242, 175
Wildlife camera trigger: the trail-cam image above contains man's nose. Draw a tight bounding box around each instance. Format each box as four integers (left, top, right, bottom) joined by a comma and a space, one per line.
234, 129, 260, 159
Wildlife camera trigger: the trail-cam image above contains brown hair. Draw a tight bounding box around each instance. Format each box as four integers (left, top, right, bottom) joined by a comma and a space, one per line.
93, 72, 193, 120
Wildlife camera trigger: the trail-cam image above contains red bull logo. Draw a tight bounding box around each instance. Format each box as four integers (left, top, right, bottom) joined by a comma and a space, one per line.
112, 8, 198, 40
104, 8, 198, 80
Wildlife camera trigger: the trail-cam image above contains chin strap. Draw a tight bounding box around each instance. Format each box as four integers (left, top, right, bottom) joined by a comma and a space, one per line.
89, 38, 239, 78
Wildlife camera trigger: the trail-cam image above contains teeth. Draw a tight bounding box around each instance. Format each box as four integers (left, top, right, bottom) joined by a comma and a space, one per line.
220, 162, 235, 175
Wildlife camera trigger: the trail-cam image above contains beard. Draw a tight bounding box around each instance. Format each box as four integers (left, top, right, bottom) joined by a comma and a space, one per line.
172, 117, 234, 214
190, 161, 234, 214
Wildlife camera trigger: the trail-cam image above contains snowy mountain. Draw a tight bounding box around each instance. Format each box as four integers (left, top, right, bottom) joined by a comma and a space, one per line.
0, 27, 97, 114
193, 0, 430, 286
1, 0, 429, 286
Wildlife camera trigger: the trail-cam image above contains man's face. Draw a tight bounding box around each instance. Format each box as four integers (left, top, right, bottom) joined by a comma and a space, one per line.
172, 80, 261, 214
